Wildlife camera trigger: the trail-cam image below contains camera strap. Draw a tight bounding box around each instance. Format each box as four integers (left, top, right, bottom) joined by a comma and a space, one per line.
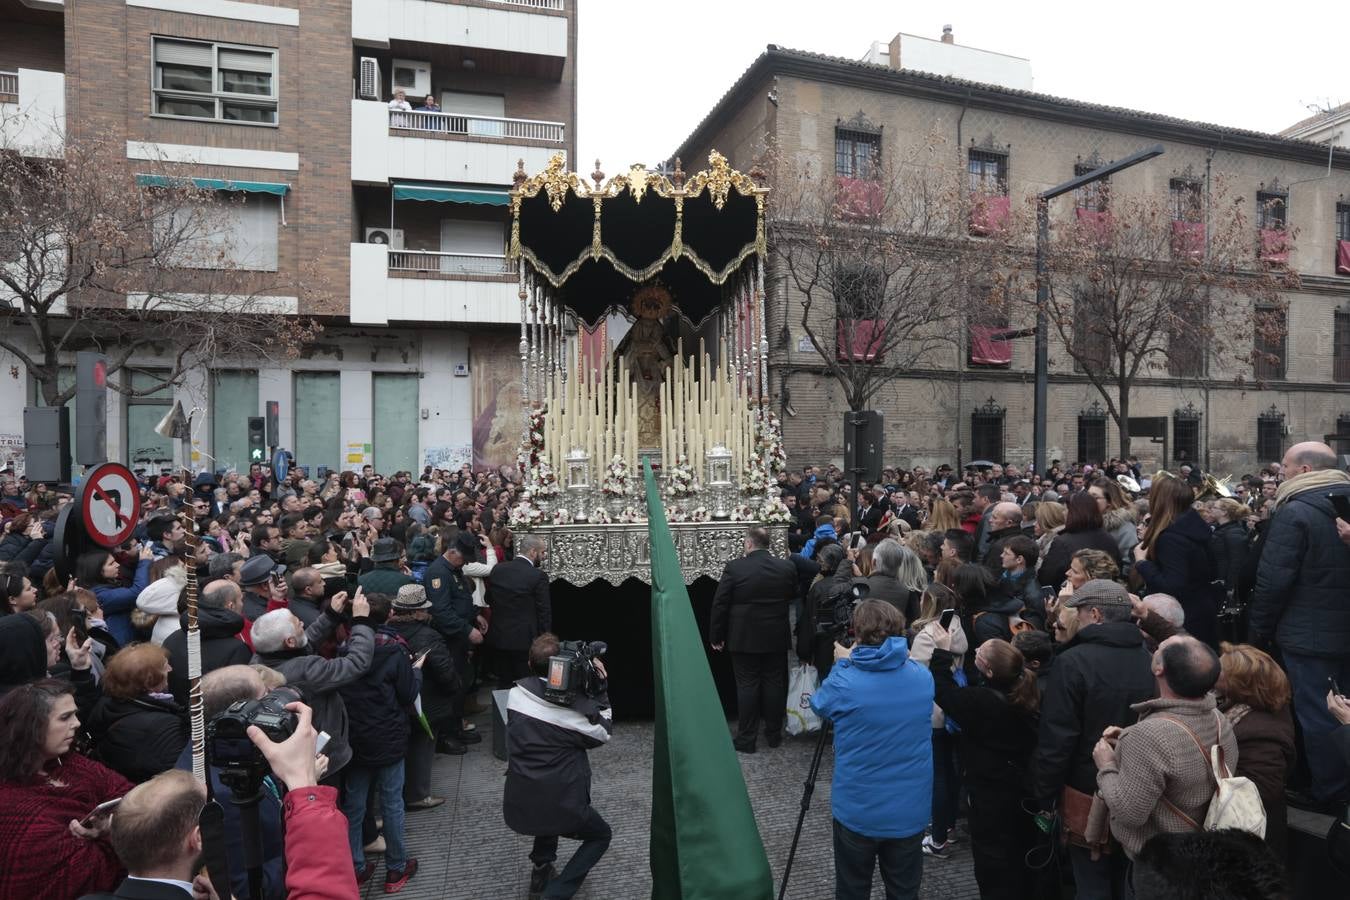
198, 799, 231, 900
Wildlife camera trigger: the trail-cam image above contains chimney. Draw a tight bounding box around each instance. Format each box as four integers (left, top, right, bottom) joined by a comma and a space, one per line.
941, 24, 954, 44
888, 33, 902, 70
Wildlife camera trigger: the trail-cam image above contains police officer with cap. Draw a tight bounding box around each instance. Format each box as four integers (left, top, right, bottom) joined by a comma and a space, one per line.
237, 555, 287, 622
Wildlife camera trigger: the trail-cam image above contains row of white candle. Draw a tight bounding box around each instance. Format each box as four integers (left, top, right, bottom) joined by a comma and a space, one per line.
541, 339, 639, 481
658, 337, 756, 479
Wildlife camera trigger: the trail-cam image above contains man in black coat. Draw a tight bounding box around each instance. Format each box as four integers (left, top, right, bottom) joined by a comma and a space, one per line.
710, 527, 798, 753
423, 534, 483, 754
1252, 441, 1350, 805
162, 579, 251, 707
487, 534, 552, 683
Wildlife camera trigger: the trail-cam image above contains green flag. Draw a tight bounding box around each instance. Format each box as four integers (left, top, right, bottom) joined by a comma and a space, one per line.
644, 461, 774, 900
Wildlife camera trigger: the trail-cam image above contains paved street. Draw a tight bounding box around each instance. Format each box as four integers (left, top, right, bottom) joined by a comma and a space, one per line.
359, 705, 982, 900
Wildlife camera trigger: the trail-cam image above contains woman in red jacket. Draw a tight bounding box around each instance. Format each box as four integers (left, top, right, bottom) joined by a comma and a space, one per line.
0, 679, 133, 900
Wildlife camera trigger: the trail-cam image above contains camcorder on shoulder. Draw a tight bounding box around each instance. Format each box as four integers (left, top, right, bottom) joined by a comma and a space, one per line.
544, 640, 608, 706
816, 580, 870, 646
207, 686, 303, 797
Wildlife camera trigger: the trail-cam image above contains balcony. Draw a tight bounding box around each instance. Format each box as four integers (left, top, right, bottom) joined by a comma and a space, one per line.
350, 242, 520, 325
352, 99, 561, 185
353, 0, 568, 78
0, 69, 65, 158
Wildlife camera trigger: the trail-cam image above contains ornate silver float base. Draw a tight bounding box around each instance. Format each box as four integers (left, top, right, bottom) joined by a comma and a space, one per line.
522, 522, 788, 586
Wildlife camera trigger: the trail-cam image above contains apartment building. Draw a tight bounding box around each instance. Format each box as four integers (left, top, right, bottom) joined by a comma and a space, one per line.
672, 30, 1350, 474
0, 0, 574, 477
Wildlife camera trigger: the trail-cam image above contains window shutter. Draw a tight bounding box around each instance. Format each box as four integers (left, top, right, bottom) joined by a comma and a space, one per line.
217, 48, 273, 73
155, 40, 212, 66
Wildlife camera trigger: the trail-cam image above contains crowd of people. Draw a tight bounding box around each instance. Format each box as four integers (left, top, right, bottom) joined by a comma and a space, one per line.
1, 437, 1347, 900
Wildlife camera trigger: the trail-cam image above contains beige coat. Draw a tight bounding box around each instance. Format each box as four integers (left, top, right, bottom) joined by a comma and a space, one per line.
909, 619, 969, 729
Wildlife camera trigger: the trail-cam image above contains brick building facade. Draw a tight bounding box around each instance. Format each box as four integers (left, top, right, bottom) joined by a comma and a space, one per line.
672, 41, 1350, 475
0, 0, 575, 477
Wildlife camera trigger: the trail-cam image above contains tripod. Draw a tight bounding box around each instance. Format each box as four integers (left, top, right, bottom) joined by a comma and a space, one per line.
777, 721, 833, 900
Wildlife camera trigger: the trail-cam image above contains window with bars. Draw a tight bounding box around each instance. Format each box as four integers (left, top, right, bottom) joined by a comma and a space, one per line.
153, 37, 278, 125
1073, 293, 1112, 374
1256, 408, 1285, 463
835, 129, 881, 180
1074, 162, 1109, 212
1169, 179, 1202, 222
971, 399, 1006, 462
1337, 203, 1350, 241
1336, 414, 1350, 457
1256, 191, 1287, 231
1173, 407, 1201, 464
968, 284, 1012, 367
1078, 405, 1108, 466
968, 149, 1008, 195
1254, 306, 1287, 380
1168, 294, 1207, 377
1334, 306, 1350, 382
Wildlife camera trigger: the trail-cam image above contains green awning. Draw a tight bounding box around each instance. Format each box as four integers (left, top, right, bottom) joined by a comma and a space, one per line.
135, 174, 290, 196
392, 184, 510, 205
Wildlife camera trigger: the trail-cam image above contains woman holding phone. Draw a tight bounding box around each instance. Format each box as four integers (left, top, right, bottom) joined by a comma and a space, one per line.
908, 584, 968, 859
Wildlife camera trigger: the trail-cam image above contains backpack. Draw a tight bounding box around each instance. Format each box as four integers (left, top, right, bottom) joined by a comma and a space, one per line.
1158, 712, 1266, 838
972, 609, 1036, 641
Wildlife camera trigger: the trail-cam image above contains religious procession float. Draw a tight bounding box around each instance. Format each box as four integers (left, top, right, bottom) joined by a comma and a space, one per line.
506, 152, 790, 585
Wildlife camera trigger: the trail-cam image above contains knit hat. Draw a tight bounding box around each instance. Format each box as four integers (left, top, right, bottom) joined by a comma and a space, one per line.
393, 583, 431, 610
1064, 578, 1131, 610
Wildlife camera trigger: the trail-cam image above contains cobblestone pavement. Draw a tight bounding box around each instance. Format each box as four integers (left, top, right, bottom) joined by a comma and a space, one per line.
358, 706, 981, 900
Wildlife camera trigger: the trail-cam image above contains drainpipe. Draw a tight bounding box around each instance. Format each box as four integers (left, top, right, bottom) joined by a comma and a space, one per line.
955, 88, 972, 471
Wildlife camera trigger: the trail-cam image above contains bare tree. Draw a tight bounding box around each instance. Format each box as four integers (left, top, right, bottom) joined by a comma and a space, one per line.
0, 127, 324, 406
768, 134, 976, 411
1002, 175, 1293, 458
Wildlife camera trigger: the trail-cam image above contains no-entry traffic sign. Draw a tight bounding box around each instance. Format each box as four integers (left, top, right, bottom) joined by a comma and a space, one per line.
78, 462, 141, 548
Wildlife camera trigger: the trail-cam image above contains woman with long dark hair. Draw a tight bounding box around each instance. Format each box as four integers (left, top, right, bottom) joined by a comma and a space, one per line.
1134, 475, 1221, 646
1036, 493, 1122, 590
0, 679, 132, 900
75, 545, 153, 647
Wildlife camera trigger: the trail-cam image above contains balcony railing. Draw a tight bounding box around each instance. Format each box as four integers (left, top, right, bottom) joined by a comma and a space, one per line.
388, 109, 564, 143
389, 249, 511, 275
488, 0, 564, 8
0, 71, 16, 97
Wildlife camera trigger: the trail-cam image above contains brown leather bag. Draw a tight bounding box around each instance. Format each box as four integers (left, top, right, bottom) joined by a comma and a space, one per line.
1060, 786, 1112, 855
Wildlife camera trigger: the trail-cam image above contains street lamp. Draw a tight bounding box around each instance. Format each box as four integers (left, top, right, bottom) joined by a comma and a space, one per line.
1032, 144, 1164, 475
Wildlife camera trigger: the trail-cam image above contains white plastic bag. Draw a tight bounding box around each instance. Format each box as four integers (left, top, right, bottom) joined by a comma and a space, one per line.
785, 663, 822, 736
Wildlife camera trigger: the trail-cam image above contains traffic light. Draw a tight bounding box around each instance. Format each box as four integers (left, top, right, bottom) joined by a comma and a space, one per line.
247, 416, 266, 463
265, 400, 279, 448
75, 351, 108, 465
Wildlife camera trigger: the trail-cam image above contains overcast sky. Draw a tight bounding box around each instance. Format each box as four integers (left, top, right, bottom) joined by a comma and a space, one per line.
575, 0, 1342, 172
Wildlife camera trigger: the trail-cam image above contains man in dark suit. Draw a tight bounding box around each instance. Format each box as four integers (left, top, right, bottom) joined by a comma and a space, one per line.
78, 769, 209, 899
424, 533, 485, 754
710, 527, 799, 753
487, 533, 552, 683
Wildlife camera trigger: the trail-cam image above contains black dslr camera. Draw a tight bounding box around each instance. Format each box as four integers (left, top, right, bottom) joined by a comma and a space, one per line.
207, 687, 302, 796
543, 640, 608, 706
816, 580, 870, 646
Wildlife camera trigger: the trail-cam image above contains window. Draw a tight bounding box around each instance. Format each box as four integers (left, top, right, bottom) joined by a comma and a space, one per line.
968, 284, 1012, 367
1334, 306, 1350, 382
833, 264, 885, 362
293, 373, 340, 475
1253, 306, 1287, 380
1074, 162, 1108, 212
153, 38, 277, 125
211, 370, 259, 473
1256, 406, 1285, 463
1336, 203, 1350, 242
1256, 190, 1287, 231
1173, 404, 1201, 464
373, 374, 419, 474
1336, 414, 1350, 457
835, 129, 881, 180
1072, 293, 1111, 374
1170, 179, 1202, 222
970, 397, 1005, 463
155, 194, 280, 271
1167, 295, 1206, 377
1078, 401, 1108, 466
125, 369, 174, 468
968, 150, 1008, 195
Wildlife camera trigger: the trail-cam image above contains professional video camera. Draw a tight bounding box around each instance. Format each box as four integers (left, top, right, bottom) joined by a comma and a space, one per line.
815, 579, 870, 645
207, 686, 303, 795
543, 640, 608, 706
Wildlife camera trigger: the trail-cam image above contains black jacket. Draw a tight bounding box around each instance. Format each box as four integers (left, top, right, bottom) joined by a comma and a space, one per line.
339, 626, 419, 767
79, 878, 194, 900
789, 553, 820, 607
967, 592, 1026, 648
710, 549, 797, 654
487, 557, 551, 652
387, 617, 459, 724
1032, 621, 1156, 804
504, 676, 612, 836
929, 648, 1038, 793
798, 570, 855, 676
86, 695, 188, 783
861, 573, 918, 625
1037, 527, 1123, 589
1135, 509, 1222, 647
979, 525, 1025, 571
1208, 520, 1249, 595
163, 606, 252, 706
1252, 482, 1350, 657
424, 555, 474, 642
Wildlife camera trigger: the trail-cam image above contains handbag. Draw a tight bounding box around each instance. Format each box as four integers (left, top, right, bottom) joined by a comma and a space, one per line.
785, 663, 822, 736
1158, 712, 1266, 838
1058, 785, 1111, 855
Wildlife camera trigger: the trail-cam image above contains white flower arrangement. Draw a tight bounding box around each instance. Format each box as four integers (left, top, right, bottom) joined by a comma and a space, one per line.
551, 507, 574, 525
664, 454, 699, 499
759, 496, 793, 524
508, 501, 544, 528
590, 507, 612, 524
528, 458, 560, 498
688, 506, 710, 523
757, 412, 788, 476
668, 505, 688, 523
601, 454, 630, 497
617, 506, 646, 523
729, 504, 756, 522
740, 459, 772, 496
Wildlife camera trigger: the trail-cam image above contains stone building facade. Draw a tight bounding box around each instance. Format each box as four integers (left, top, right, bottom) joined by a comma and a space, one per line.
672, 43, 1350, 475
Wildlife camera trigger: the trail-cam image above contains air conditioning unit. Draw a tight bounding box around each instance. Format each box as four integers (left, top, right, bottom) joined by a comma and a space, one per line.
358, 57, 380, 101
391, 59, 431, 98
364, 227, 404, 249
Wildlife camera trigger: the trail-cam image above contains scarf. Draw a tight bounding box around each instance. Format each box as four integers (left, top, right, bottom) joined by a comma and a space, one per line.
1274, 468, 1350, 508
